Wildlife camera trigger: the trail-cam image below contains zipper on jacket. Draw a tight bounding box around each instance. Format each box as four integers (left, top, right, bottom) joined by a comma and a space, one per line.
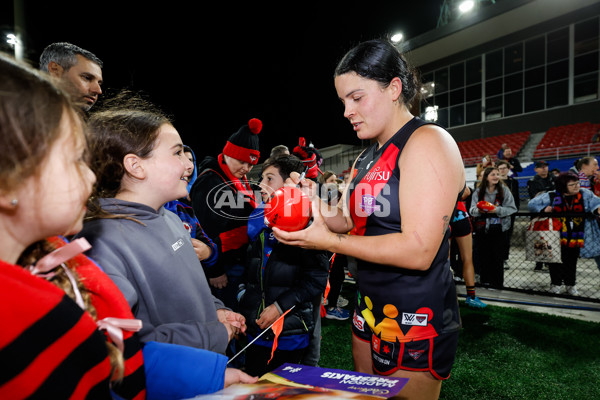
258, 231, 266, 318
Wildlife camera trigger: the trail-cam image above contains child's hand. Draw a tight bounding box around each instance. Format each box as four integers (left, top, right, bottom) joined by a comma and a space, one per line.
210, 274, 228, 289
256, 304, 281, 329
218, 309, 247, 339
224, 368, 258, 387
191, 238, 212, 261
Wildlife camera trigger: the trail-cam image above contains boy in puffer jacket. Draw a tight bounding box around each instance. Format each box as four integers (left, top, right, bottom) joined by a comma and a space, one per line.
239, 155, 329, 376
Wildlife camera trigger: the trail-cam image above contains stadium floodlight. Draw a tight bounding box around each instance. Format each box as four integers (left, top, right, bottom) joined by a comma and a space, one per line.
391, 33, 403, 43
424, 105, 439, 122
6, 33, 18, 47
459, 0, 475, 13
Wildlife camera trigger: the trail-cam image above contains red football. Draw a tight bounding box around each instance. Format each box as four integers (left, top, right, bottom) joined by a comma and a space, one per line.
264, 186, 312, 232
477, 200, 496, 212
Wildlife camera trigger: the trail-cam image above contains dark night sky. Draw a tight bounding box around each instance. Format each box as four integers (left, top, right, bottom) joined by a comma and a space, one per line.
1, 1, 442, 161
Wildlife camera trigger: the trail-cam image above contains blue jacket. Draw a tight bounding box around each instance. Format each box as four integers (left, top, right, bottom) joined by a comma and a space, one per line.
528, 188, 600, 258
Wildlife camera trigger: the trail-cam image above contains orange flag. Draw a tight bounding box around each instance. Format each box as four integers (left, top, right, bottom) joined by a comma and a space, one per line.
268, 306, 294, 364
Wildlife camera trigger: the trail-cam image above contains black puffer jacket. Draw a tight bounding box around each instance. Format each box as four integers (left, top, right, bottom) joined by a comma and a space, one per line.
190, 155, 258, 278
239, 230, 329, 340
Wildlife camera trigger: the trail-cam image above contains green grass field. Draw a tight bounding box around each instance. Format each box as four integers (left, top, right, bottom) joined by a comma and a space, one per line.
319, 300, 600, 399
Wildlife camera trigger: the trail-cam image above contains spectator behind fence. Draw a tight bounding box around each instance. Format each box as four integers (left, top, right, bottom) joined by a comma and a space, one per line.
551, 168, 561, 178
502, 148, 523, 177
528, 172, 600, 295
527, 160, 555, 199
497, 160, 520, 266
476, 154, 494, 178
497, 143, 508, 160
470, 166, 517, 289
528, 160, 556, 272
576, 156, 599, 190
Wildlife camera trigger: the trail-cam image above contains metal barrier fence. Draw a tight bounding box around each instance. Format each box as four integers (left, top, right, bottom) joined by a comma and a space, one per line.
450, 212, 600, 303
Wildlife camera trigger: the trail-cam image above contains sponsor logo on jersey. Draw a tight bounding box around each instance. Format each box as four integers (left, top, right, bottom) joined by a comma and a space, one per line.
401, 312, 428, 326
364, 166, 391, 182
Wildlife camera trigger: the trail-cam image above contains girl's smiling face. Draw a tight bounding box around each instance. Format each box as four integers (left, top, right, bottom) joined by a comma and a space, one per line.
141, 124, 193, 207
486, 169, 500, 187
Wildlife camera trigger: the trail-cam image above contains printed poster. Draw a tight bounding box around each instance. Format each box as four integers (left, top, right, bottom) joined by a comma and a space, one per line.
188, 363, 408, 399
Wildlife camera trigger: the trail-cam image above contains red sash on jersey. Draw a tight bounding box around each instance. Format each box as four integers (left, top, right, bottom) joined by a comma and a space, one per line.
349, 144, 400, 236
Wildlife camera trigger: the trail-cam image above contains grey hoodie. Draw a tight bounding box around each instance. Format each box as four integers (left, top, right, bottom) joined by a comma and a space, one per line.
76, 198, 229, 354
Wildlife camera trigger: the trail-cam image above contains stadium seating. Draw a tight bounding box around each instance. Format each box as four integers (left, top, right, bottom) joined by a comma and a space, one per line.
533, 122, 600, 159
458, 131, 531, 166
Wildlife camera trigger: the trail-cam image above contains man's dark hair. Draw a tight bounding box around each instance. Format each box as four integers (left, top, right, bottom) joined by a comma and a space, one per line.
261, 154, 304, 181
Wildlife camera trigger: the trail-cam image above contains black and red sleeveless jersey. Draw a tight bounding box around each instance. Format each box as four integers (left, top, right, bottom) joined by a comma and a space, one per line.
347, 117, 461, 342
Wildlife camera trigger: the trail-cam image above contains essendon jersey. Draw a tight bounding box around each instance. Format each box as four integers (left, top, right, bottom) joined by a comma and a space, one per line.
347, 117, 461, 344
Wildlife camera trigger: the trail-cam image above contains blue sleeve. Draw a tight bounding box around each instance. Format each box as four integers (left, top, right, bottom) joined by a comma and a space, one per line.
582, 189, 600, 213
196, 223, 219, 267
143, 341, 227, 400
527, 192, 551, 212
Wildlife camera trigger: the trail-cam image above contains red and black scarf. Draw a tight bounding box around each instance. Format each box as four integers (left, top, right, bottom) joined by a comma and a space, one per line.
217, 153, 257, 208
552, 191, 585, 248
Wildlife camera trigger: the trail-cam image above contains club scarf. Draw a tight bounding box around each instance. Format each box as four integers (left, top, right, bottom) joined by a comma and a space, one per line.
218, 153, 257, 208
552, 191, 585, 248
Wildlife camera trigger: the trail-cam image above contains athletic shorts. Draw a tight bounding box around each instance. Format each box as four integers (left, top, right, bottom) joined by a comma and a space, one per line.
450, 208, 472, 238
352, 306, 459, 380
450, 215, 472, 238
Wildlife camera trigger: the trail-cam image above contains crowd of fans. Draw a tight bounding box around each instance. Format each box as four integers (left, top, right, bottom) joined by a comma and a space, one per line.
2, 39, 598, 400
457, 145, 600, 297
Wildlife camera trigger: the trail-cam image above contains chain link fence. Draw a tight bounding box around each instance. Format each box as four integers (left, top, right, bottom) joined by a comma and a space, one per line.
451, 212, 600, 302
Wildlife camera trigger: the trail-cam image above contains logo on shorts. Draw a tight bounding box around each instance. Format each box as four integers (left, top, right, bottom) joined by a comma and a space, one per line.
373, 335, 394, 356
401, 312, 428, 326
353, 311, 365, 332
408, 349, 425, 360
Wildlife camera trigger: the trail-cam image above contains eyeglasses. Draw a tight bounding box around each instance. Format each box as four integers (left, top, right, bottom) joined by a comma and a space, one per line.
567, 181, 581, 188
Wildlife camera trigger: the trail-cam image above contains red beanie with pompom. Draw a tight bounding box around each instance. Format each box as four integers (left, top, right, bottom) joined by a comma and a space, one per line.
223, 118, 262, 165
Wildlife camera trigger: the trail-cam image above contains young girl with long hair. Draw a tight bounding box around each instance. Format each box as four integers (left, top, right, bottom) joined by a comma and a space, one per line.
0, 51, 113, 398
469, 166, 517, 289
77, 105, 246, 355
